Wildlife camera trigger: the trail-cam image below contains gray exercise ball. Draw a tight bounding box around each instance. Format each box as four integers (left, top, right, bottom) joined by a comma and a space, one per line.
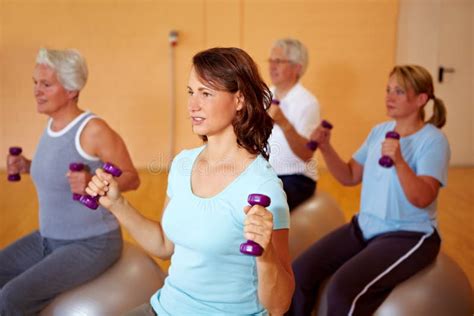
289, 191, 346, 260
374, 252, 473, 316
41, 242, 166, 316
290, 194, 474, 316
315, 252, 473, 316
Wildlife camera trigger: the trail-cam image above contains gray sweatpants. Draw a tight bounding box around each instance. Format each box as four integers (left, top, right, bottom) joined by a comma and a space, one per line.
0, 229, 122, 316
288, 216, 441, 316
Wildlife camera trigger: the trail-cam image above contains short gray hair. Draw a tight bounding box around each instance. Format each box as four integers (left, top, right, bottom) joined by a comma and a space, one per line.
272, 38, 309, 79
36, 48, 88, 91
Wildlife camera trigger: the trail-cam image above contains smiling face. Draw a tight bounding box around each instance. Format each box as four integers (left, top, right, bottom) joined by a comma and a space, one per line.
187, 67, 243, 139
33, 64, 77, 115
385, 75, 427, 121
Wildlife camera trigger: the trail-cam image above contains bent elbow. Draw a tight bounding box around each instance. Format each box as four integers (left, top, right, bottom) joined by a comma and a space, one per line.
409, 195, 435, 209
267, 301, 292, 316
266, 285, 294, 315
125, 173, 140, 191
340, 178, 359, 187
411, 199, 432, 209
301, 153, 314, 163
131, 175, 141, 190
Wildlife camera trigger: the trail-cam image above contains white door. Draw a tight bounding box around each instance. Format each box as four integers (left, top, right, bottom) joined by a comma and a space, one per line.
396, 0, 473, 166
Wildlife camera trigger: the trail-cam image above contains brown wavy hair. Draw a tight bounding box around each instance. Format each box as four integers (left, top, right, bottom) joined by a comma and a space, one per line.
192, 47, 274, 159
390, 65, 447, 128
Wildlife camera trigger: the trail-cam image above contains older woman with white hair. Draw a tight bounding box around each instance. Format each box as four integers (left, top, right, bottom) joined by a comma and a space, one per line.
1, 48, 140, 315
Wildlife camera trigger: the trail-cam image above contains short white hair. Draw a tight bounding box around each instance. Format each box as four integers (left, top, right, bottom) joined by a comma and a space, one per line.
272, 38, 309, 79
36, 48, 88, 91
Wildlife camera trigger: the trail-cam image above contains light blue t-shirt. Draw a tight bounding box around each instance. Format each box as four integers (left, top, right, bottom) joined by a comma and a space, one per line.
353, 121, 450, 240
150, 146, 290, 315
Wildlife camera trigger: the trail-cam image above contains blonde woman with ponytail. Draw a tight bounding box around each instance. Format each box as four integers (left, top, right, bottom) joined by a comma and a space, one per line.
288, 65, 450, 316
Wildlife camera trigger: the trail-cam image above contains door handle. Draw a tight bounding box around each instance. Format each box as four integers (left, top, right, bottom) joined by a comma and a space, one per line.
438, 66, 455, 83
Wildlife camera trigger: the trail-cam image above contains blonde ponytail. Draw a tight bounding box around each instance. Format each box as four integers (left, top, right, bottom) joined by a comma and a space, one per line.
427, 97, 447, 128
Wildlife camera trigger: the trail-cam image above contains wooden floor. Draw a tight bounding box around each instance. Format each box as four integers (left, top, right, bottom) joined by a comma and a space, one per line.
1, 168, 473, 288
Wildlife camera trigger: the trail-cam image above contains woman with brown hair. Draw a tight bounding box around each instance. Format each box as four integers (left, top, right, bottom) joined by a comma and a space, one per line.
86, 47, 294, 315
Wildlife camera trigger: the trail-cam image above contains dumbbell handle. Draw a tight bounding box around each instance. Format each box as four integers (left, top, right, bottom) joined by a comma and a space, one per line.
8, 147, 23, 182
378, 131, 401, 168
69, 162, 85, 201
79, 162, 122, 210
307, 120, 333, 151
239, 194, 271, 257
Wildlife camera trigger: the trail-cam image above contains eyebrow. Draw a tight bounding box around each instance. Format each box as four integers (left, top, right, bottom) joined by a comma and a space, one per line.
187, 86, 213, 91
32, 77, 49, 82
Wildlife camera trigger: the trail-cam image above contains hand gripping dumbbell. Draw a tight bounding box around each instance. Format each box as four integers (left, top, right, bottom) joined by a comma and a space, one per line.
306, 120, 333, 151
378, 131, 401, 168
69, 162, 85, 201
8, 147, 23, 181
239, 193, 271, 256
79, 162, 122, 210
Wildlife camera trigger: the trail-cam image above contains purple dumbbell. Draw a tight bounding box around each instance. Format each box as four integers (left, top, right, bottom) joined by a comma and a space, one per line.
306, 120, 333, 151
79, 162, 122, 210
378, 131, 401, 168
239, 193, 271, 257
8, 147, 23, 181
271, 99, 280, 106
69, 162, 85, 201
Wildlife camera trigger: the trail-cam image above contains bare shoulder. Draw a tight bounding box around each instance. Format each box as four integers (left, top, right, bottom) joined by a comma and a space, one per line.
80, 117, 121, 156
82, 117, 114, 137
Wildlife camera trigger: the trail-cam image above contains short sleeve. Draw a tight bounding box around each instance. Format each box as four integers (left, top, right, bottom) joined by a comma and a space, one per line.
416, 134, 451, 187
296, 100, 320, 138
353, 135, 371, 166
166, 150, 188, 199
256, 178, 290, 230
352, 124, 386, 166
166, 159, 176, 198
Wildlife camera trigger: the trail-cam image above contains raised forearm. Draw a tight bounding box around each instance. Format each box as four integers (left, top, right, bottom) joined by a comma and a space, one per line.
257, 245, 295, 315
280, 122, 313, 161
395, 160, 439, 208
110, 198, 172, 259
320, 145, 360, 186
116, 170, 140, 192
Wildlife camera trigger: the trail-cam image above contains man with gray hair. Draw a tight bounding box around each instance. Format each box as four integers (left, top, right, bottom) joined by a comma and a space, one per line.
267, 38, 320, 210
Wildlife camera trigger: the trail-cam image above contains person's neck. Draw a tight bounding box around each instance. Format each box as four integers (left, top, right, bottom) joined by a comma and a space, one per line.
274, 81, 298, 100
394, 117, 425, 137
204, 135, 253, 166
49, 103, 83, 131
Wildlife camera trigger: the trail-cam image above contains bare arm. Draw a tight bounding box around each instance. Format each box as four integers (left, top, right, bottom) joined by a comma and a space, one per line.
244, 205, 294, 314
320, 145, 363, 186
80, 118, 140, 192
257, 229, 295, 315
86, 169, 174, 259
311, 124, 363, 186
269, 105, 314, 161
395, 162, 440, 207
279, 122, 314, 161
383, 138, 440, 208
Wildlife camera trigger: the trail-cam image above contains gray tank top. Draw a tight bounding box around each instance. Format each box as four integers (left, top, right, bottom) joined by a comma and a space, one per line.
30, 111, 119, 240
